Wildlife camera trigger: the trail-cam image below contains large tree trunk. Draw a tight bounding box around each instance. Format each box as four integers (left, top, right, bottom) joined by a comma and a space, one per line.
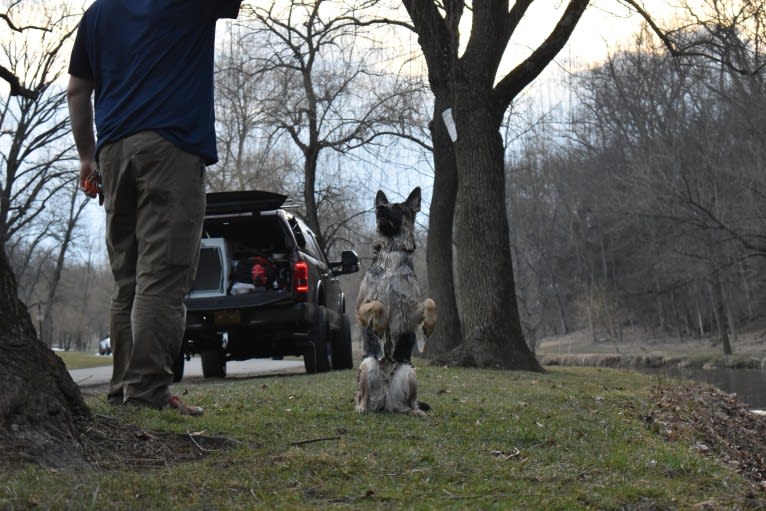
0, 244, 89, 468
436, 96, 542, 371
424, 96, 463, 357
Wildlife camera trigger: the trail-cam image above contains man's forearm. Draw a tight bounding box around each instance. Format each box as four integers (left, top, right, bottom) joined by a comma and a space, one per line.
67, 78, 96, 162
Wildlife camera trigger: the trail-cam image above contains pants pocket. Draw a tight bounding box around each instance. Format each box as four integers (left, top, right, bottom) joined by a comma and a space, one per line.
167, 220, 197, 267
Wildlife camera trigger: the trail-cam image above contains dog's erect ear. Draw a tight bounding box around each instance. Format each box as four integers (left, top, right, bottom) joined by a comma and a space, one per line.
405, 187, 421, 213
375, 190, 389, 208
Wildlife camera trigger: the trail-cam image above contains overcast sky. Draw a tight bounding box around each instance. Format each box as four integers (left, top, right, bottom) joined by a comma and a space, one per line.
30, 0, 682, 261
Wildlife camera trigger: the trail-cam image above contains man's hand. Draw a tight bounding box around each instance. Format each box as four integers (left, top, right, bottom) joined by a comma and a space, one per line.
80, 160, 98, 198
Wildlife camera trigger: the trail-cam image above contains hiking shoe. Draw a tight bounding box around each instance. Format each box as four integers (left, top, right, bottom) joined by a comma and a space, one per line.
167, 395, 204, 416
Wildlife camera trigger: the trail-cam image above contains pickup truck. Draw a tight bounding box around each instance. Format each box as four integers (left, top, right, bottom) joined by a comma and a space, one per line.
173, 190, 359, 380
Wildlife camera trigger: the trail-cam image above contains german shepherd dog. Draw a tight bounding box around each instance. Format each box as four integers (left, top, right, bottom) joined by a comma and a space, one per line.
355, 187, 437, 416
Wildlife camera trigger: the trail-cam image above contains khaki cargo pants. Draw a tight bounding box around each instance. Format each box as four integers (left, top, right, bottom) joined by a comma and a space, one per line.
99, 131, 205, 407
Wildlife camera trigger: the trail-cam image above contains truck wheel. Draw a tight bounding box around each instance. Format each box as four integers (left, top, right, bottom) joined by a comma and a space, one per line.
331, 314, 353, 370
171, 348, 185, 382
303, 346, 317, 374
201, 349, 226, 378
304, 306, 331, 373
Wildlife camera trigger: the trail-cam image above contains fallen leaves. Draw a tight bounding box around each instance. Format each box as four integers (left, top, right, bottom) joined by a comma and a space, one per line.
645, 381, 766, 486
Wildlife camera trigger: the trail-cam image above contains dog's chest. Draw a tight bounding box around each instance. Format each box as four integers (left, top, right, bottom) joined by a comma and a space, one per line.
363, 250, 418, 298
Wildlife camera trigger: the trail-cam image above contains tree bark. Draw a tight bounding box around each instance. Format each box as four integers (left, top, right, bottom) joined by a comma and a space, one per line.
424, 96, 462, 356
437, 93, 542, 370
0, 244, 89, 468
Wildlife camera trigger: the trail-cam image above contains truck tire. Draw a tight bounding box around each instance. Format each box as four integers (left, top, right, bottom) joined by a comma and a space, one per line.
331, 314, 354, 370
201, 349, 226, 378
171, 348, 185, 382
303, 345, 317, 374
304, 306, 331, 373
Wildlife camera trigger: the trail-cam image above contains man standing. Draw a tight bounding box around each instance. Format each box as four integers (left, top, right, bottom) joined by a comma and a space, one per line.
67, 1, 241, 415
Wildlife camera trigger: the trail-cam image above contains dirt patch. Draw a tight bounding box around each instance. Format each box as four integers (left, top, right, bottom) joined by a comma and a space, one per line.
79, 413, 240, 470
645, 380, 766, 488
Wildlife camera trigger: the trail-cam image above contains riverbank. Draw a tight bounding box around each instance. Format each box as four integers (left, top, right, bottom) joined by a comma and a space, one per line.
538, 326, 766, 370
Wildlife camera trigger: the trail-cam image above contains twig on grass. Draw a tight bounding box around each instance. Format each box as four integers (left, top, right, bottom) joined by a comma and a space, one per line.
186, 428, 224, 453
288, 436, 341, 446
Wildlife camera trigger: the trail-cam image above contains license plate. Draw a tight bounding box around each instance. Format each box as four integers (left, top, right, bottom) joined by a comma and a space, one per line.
214, 310, 240, 325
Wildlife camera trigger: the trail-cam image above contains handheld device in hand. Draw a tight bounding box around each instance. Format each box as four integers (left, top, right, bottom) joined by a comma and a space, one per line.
85, 169, 104, 206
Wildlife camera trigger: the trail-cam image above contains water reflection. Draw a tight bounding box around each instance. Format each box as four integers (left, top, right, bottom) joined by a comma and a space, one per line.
640, 367, 766, 410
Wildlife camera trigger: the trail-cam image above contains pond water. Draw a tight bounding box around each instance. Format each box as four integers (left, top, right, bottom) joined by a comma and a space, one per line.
640, 367, 766, 410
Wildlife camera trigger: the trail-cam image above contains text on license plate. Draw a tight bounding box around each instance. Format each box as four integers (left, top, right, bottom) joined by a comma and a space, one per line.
214, 310, 240, 325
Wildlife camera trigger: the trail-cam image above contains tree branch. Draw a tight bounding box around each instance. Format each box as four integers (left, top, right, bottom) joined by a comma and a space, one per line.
494, 0, 589, 109
0, 65, 37, 99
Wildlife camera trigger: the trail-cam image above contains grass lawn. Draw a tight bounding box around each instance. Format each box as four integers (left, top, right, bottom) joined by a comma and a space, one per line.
2, 366, 764, 510
56, 350, 113, 370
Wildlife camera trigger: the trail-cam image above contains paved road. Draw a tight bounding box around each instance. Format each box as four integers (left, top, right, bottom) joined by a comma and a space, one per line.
69, 356, 306, 388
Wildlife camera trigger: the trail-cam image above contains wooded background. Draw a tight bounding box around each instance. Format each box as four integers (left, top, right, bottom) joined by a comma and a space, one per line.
2, 0, 763, 358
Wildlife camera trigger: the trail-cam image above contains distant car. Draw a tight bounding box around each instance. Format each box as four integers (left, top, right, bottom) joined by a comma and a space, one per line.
99, 337, 111, 356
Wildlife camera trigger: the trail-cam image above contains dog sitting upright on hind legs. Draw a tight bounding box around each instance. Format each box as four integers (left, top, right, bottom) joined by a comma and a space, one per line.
355, 187, 437, 417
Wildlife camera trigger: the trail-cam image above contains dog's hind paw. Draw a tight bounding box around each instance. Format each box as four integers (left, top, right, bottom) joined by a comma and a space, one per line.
422, 298, 437, 337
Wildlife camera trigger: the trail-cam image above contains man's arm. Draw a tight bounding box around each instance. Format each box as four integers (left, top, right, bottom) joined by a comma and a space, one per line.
66, 75, 97, 196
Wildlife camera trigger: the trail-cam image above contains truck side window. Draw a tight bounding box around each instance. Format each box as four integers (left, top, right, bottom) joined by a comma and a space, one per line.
289, 218, 307, 249
304, 232, 326, 265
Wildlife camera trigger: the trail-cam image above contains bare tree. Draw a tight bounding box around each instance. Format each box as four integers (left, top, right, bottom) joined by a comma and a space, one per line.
241, 0, 429, 250
210, 25, 299, 194
38, 182, 90, 347
0, 4, 77, 245
390, 0, 609, 370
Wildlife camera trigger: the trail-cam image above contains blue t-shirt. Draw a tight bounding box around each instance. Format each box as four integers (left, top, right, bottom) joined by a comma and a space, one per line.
68, 0, 240, 165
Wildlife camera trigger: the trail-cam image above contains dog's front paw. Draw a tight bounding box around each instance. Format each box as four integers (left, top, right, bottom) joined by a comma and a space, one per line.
409, 408, 428, 418
357, 300, 388, 338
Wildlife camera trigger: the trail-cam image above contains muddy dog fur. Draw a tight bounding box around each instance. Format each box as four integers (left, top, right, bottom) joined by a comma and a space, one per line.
355, 187, 436, 417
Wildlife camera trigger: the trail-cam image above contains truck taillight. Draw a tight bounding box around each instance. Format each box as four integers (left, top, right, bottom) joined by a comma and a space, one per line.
294, 261, 309, 295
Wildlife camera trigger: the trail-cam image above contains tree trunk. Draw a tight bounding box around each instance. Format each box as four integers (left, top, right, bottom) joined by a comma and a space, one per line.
436, 98, 542, 371
0, 244, 89, 468
303, 147, 324, 249
551, 275, 569, 335
654, 274, 664, 332
587, 274, 597, 343
708, 273, 733, 355
424, 97, 463, 357
696, 303, 705, 338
